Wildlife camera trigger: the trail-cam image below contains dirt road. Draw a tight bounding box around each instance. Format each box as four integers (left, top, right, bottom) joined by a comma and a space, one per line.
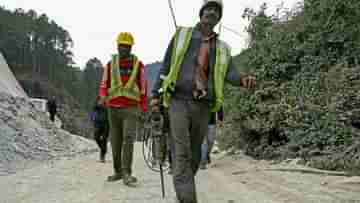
1, 143, 360, 203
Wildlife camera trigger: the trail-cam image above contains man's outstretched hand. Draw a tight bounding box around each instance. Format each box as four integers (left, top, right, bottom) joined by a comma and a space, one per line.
241, 76, 256, 89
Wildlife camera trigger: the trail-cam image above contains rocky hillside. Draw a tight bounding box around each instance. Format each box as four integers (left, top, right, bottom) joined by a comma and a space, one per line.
15, 72, 94, 139
0, 92, 97, 175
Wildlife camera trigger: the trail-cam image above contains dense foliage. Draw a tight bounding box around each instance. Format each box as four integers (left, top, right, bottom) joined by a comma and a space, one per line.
0, 6, 104, 136
0, 6, 103, 110
220, 0, 360, 171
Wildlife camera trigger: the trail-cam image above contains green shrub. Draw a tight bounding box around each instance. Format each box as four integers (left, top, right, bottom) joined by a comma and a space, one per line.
220, 0, 360, 170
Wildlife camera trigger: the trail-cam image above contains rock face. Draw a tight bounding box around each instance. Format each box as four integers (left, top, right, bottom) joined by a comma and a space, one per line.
0, 92, 97, 175
18, 76, 94, 139
0, 53, 27, 98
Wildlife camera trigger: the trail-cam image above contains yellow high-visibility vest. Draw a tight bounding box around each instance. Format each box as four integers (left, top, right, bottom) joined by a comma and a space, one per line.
107, 54, 141, 101
161, 27, 231, 112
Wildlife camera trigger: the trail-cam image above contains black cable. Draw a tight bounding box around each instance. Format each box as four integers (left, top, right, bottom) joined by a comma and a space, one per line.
142, 114, 170, 172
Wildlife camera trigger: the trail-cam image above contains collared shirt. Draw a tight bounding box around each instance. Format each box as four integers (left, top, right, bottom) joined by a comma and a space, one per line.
193, 32, 217, 99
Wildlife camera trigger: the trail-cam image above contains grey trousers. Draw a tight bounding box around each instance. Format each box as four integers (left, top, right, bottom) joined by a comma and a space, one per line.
169, 99, 210, 203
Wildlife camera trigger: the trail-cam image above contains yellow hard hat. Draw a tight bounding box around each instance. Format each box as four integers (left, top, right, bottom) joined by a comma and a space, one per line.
116, 32, 134, 46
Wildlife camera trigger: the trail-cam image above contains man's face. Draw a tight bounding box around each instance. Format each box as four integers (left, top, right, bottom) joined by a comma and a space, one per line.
200, 5, 221, 27
117, 44, 132, 59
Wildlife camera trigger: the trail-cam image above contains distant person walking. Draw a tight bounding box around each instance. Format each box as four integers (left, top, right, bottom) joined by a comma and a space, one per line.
91, 98, 109, 163
46, 96, 57, 122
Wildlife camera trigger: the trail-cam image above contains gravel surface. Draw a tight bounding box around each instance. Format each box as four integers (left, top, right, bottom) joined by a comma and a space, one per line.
0, 92, 97, 175
1, 143, 360, 203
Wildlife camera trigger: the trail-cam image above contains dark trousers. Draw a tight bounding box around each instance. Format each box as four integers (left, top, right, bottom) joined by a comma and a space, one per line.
49, 112, 56, 122
94, 124, 109, 156
108, 107, 139, 175
169, 99, 210, 203
162, 109, 175, 169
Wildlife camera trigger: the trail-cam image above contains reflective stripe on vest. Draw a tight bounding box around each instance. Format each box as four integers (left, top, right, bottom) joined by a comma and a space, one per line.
162, 27, 231, 112
107, 54, 141, 101
212, 40, 231, 112
161, 27, 193, 108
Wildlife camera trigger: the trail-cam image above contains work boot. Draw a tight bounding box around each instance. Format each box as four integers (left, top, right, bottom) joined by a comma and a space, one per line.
123, 174, 138, 186
107, 173, 123, 182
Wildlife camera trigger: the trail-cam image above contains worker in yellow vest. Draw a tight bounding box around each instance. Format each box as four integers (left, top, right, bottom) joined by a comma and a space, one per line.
98, 32, 147, 186
151, 0, 255, 202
